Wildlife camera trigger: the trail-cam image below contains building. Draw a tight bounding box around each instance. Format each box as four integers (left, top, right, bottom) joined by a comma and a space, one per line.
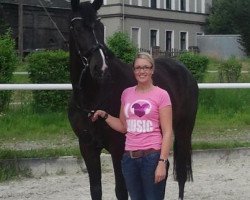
0, 0, 70, 53
97, 0, 212, 51
0, 0, 212, 53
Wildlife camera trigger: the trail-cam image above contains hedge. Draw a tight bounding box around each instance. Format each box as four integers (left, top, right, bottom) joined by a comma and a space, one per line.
0, 31, 18, 111
177, 52, 209, 82
26, 50, 70, 112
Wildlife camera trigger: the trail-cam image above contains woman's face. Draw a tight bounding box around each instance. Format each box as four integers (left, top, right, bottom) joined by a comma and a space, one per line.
133, 58, 154, 85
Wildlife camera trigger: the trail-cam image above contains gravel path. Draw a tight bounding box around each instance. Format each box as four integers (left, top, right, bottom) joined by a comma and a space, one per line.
0, 148, 249, 200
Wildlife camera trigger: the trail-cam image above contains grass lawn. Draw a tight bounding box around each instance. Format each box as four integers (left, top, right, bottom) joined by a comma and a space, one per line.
0, 56, 249, 158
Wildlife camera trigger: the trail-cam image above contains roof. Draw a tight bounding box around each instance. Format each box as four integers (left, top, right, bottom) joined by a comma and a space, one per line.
0, 0, 71, 9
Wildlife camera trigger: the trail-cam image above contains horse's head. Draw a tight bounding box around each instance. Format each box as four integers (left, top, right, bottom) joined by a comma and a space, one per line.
70, 0, 108, 82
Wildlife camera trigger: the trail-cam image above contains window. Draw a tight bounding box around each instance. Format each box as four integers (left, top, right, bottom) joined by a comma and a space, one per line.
201, 0, 205, 13
150, 29, 158, 48
151, 0, 157, 8
180, 0, 186, 11
180, 32, 187, 50
131, 0, 142, 6
166, 0, 171, 9
194, 0, 197, 12
165, 31, 173, 51
131, 27, 140, 48
130, 0, 138, 6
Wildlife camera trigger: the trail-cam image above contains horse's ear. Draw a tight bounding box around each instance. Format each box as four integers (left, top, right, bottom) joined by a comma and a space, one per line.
71, 0, 80, 11
92, 0, 103, 11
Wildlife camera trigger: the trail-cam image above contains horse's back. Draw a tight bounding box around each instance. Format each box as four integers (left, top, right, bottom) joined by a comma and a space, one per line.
153, 56, 198, 121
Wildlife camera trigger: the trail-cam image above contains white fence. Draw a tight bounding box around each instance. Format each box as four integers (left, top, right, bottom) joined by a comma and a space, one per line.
0, 83, 250, 90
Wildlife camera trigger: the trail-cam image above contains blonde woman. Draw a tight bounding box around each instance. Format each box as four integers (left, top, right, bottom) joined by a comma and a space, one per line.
92, 52, 173, 200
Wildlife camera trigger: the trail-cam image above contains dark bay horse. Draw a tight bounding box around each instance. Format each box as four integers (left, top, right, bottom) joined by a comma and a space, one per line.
68, 0, 198, 199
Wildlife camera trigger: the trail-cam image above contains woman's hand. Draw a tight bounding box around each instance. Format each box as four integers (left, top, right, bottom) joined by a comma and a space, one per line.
154, 161, 167, 183
91, 110, 107, 122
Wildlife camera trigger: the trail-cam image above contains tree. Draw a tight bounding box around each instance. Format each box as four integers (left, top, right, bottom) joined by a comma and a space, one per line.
107, 32, 138, 63
233, 0, 250, 55
205, 0, 250, 55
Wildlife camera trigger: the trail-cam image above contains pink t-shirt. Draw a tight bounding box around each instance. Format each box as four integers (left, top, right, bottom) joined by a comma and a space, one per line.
121, 86, 171, 151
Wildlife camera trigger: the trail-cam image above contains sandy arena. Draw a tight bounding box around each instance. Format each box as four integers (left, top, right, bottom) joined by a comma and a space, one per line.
0, 148, 249, 200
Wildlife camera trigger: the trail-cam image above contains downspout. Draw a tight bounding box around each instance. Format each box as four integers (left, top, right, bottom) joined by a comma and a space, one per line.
122, 0, 124, 33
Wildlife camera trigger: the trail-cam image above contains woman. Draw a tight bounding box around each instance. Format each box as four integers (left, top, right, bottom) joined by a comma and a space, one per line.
92, 52, 173, 200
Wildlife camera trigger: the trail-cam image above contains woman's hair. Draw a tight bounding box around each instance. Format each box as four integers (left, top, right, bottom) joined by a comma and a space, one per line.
133, 52, 155, 68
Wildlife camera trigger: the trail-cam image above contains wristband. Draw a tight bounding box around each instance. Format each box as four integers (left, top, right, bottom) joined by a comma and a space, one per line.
159, 158, 168, 164
103, 112, 109, 120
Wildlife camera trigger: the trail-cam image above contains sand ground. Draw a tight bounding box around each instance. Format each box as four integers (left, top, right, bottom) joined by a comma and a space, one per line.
0, 148, 249, 200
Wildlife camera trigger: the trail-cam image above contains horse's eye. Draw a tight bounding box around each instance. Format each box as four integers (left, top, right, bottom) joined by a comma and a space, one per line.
75, 26, 81, 32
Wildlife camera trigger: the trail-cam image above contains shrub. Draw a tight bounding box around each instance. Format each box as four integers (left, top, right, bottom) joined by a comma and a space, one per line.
26, 50, 70, 112
107, 31, 138, 63
218, 57, 242, 82
0, 31, 18, 111
177, 52, 209, 82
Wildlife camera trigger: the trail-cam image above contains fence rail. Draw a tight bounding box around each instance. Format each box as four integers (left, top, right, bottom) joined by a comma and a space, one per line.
0, 83, 250, 90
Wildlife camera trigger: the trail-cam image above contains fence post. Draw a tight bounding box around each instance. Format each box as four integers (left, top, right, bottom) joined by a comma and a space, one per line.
151, 46, 160, 58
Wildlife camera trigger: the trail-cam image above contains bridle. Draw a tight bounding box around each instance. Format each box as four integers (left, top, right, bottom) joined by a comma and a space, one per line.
69, 16, 110, 118
70, 16, 106, 89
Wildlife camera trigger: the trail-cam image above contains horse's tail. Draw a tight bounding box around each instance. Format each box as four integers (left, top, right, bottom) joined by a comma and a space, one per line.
173, 82, 198, 199
173, 124, 194, 182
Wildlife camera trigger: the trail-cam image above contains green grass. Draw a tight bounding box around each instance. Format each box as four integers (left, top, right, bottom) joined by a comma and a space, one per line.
0, 107, 73, 141
0, 147, 81, 160
0, 58, 249, 156
0, 162, 33, 182
1, 56, 249, 182
0, 89, 249, 182
0, 89, 249, 157
203, 56, 250, 83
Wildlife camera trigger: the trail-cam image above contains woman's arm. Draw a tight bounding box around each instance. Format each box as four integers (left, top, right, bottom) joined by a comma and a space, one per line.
155, 105, 173, 183
92, 106, 127, 134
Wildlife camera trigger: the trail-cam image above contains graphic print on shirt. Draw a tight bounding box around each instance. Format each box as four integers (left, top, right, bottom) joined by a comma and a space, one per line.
125, 99, 153, 134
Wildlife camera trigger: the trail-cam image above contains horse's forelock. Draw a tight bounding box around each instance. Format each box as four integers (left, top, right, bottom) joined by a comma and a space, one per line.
79, 2, 98, 23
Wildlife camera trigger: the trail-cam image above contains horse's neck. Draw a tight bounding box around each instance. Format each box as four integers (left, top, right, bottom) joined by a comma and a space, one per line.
69, 52, 83, 88
73, 79, 100, 109
108, 58, 135, 88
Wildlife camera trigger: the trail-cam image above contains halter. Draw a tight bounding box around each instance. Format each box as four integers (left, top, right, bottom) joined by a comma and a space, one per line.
70, 17, 106, 89
70, 16, 110, 118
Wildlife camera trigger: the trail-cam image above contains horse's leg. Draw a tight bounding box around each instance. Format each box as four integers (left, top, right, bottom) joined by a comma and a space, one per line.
109, 135, 128, 200
79, 140, 102, 200
68, 104, 103, 200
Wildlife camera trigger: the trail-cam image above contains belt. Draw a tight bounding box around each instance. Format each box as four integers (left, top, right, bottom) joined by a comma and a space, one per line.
124, 148, 160, 159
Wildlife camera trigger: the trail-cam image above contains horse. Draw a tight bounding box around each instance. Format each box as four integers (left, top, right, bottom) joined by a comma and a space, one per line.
67, 0, 198, 200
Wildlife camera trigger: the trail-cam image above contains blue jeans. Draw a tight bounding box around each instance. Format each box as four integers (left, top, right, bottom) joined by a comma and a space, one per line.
121, 152, 167, 200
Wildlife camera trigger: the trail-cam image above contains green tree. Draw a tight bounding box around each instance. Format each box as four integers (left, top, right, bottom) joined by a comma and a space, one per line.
233, 0, 250, 55
205, 0, 250, 55
205, 0, 237, 34
107, 32, 138, 63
